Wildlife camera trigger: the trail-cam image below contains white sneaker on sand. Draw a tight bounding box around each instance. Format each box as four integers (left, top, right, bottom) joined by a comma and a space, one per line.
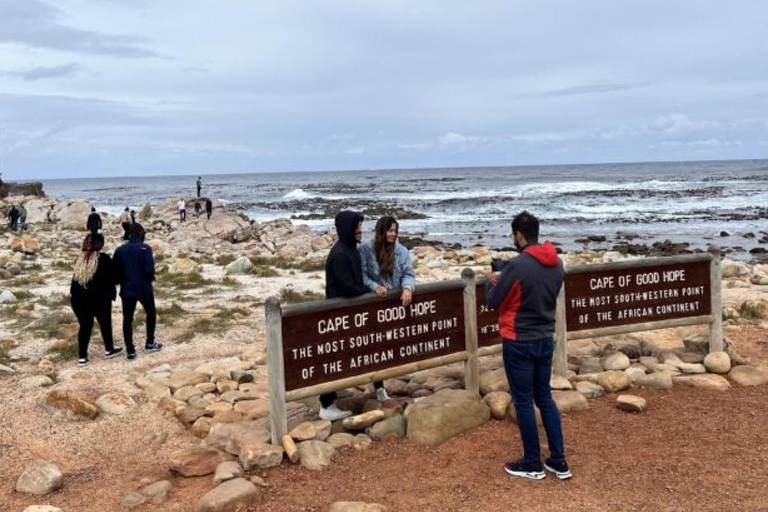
376, 387, 391, 401
319, 404, 352, 421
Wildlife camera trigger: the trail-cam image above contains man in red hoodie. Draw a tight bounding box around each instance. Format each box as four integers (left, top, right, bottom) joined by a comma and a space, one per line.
485, 211, 571, 481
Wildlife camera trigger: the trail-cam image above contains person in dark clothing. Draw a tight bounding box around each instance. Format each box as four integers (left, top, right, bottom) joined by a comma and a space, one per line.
130, 209, 137, 224
86, 207, 102, 235
485, 211, 570, 481
196, 176, 202, 197
205, 198, 213, 220
194, 201, 201, 219
113, 223, 163, 360
119, 207, 131, 241
70, 234, 123, 366
318, 210, 369, 421
8, 204, 20, 231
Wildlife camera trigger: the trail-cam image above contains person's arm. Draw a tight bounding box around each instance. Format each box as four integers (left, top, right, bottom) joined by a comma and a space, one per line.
112, 250, 124, 285
97, 216, 102, 229
359, 245, 381, 292
485, 259, 521, 310
144, 247, 155, 282
331, 254, 370, 298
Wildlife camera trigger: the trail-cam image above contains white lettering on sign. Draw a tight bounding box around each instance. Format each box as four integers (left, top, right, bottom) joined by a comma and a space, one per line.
410, 300, 436, 316
589, 276, 615, 290
318, 315, 350, 334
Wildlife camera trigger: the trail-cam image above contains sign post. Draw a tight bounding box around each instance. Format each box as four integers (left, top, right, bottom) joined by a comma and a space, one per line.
462, 268, 479, 395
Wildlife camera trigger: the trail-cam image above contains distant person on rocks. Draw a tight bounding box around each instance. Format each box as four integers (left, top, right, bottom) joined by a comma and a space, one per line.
18, 203, 27, 231
86, 207, 102, 235
130, 209, 137, 224
194, 201, 201, 219
119, 207, 131, 241
70, 233, 123, 367
177, 198, 186, 222
485, 211, 570, 481
113, 223, 163, 360
205, 198, 213, 220
196, 176, 202, 197
319, 210, 370, 421
359, 215, 417, 401
47, 204, 55, 223
8, 204, 20, 231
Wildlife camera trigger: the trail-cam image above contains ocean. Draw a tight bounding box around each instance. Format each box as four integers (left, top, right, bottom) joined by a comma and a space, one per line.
41, 159, 768, 257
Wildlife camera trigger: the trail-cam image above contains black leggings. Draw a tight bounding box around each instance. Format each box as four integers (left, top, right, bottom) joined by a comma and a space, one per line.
70, 295, 114, 359
320, 381, 383, 408
121, 294, 156, 353
121, 222, 131, 241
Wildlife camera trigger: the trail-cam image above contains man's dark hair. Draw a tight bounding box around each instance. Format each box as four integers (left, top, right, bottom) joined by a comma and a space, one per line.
511, 211, 539, 242
129, 222, 146, 238
91, 207, 96, 212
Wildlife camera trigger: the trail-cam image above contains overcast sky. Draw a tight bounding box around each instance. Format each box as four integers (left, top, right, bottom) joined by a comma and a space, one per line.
1, 0, 767, 179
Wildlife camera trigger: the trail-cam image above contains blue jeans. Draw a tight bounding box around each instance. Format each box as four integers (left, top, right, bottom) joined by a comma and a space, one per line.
503, 337, 566, 463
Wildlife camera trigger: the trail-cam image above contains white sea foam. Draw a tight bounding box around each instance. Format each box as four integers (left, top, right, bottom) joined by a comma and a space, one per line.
282, 188, 315, 200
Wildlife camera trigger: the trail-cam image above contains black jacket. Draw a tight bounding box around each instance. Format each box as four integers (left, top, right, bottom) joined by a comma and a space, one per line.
325, 211, 368, 299
70, 253, 117, 302
86, 212, 102, 231
113, 236, 155, 298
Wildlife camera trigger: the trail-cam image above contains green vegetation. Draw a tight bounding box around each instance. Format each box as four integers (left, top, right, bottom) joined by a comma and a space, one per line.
38, 293, 70, 309
249, 256, 325, 273
280, 288, 323, 304
216, 254, 237, 266
52, 260, 75, 271
46, 340, 78, 362
35, 311, 77, 340
250, 265, 280, 278
157, 272, 214, 290
157, 302, 186, 326
0, 344, 10, 366
9, 289, 34, 301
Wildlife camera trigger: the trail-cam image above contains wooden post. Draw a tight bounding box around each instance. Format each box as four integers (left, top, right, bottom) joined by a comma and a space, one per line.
462, 268, 479, 395
708, 251, 724, 353
553, 285, 567, 377
266, 296, 287, 445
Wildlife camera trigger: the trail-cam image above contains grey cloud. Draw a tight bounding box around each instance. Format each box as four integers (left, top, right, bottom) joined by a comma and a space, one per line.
0, 0, 158, 58
12, 62, 85, 81
535, 83, 641, 98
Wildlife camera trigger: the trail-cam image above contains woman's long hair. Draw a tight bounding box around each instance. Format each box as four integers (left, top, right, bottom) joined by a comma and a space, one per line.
374, 216, 398, 278
72, 234, 104, 287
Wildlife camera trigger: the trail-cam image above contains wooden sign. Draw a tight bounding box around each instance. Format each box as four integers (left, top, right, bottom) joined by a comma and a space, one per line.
476, 282, 502, 347
565, 259, 711, 332
281, 289, 465, 391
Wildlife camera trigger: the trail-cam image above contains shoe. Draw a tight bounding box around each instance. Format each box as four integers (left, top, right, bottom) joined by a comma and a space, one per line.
544, 458, 572, 480
145, 342, 163, 353
127, 352, 136, 361
104, 347, 124, 359
376, 387, 391, 401
504, 459, 546, 480
77, 358, 89, 367
319, 404, 352, 421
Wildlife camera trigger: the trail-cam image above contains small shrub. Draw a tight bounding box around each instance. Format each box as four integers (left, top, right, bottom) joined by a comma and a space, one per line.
250, 266, 280, 278
157, 272, 213, 290
280, 288, 323, 304
36, 311, 77, 340
46, 339, 78, 362
216, 254, 237, 266
53, 260, 75, 270
38, 294, 70, 308
296, 259, 325, 272
10, 289, 34, 301
177, 315, 229, 342
157, 302, 186, 324
221, 276, 241, 287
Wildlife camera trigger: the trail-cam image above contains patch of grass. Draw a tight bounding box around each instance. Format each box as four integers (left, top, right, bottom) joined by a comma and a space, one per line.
250, 265, 280, 278
280, 288, 323, 304
249, 256, 324, 273
216, 254, 237, 266
38, 293, 69, 308
36, 311, 77, 340
221, 276, 241, 287
0, 344, 10, 366
25, 263, 43, 272
154, 253, 166, 263
10, 289, 34, 301
295, 259, 325, 272
214, 307, 250, 319
52, 260, 74, 271
177, 315, 229, 343
157, 302, 186, 326
737, 300, 766, 321
46, 340, 78, 362
157, 272, 214, 290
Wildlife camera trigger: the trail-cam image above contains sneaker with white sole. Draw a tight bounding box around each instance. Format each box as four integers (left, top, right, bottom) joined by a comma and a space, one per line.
104, 347, 124, 359
145, 342, 163, 353
77, 358, 89, 367
504, 459, 546, 480
376, 387, 391, 401
544, 458, 572, 480
319, 404, 352, 421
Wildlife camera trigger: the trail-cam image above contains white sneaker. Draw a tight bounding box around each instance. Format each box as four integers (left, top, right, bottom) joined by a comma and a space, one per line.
319, 404, 352, 421
376, 387, 391, 401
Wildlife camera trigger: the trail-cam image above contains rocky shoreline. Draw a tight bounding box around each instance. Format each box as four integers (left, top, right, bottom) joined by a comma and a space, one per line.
1, 190, 768, 511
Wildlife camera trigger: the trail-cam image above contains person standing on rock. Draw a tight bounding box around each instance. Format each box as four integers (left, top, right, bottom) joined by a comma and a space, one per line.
194, 201, 201, 220
86, 207, 102, 235
177, 198, 186, 222
113, 223, 163, 360
205, 197, 213, 220
319, 210, 370, 421
485, 211, 571, 481
359, 215, 418, 401
70, 233, 124, 366
119, 207, 131, 241
7, 204, 20, 231
18, 203, 27, 231
196, 176, 202, 197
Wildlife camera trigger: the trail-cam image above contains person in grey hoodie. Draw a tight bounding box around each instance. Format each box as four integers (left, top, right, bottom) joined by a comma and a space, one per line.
359, 215, 416, 401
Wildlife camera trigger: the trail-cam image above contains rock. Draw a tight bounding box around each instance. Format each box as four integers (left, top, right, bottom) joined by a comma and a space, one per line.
721, 258, 750, 278
192, 417, 213, 438
636, 372, 673, 390
312, 419, 332, 441
616, 395, 646, 412
204, 420, 271, 454
625, 367, 647, 384
169, 447, 233, 477
0, 363, 16, 374
579, 356, 604, 374
282, 435, 300, 463
574, 381, 605, 399
22, 507, 63, 512
680, 352, 704, 364
552, 390, 589, 413
166, 370, 209, 392
353, 433, 373, 450
238, 440, 284, 470
639, 356, 660, 370
121, 492, 147, 508
329, 502, 388, 512
407, 389, 490, 446
675, 374, 731, 391
138, 480, 172, 503
10, 237, 40, 254
176, 406, 206, 426
174, 386, 204, 402
298, 440, 335, 470
40, 389, 99, 420
195, 478, 258, 512
225, 257, 253, 275
327, 433, 356, 449
597, 371, 631, 393
290, 421, 317, 441
678, 363, 707, 374
482, 391, 512, 419
213, 461, 244, 486
96, 393, 137, 415
549, 374, 573, 390
601, 352, 631, 371
16, 460, 63, 495
659, 352, 684, 368
21, 375, 54, 389
0, 289, 17, 303
728, 366, 768, 386
703, 352, 731, 374
233, 398, 270, 420
343, 410, 386, 430
367, 414, 406, 441
479, 368, 509, 395
168, 258, 201, 274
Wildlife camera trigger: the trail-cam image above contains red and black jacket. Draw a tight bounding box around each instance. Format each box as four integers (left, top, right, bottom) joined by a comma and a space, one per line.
485, 242, 564, 341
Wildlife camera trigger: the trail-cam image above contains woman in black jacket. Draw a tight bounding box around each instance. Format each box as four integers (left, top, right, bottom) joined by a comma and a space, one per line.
70, 234, 123, 366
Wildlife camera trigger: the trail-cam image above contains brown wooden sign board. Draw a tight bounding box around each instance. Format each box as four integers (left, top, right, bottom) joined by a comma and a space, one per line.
476, 283, 502, 347
565, 259, 711, 332
281, 288, 465, 392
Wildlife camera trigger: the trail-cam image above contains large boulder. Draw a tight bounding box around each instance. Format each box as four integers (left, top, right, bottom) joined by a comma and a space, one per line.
675, 374, 731, 391
16, 460, 63, 496
703, 352, 731, 374
54, 200, 93, 229
10, 237, 40, 255
407, 389, 490, 446
195, 478, 258, 512
728, 366, 768, 387
40, 389, 99, 421
225, 257, 253, 275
